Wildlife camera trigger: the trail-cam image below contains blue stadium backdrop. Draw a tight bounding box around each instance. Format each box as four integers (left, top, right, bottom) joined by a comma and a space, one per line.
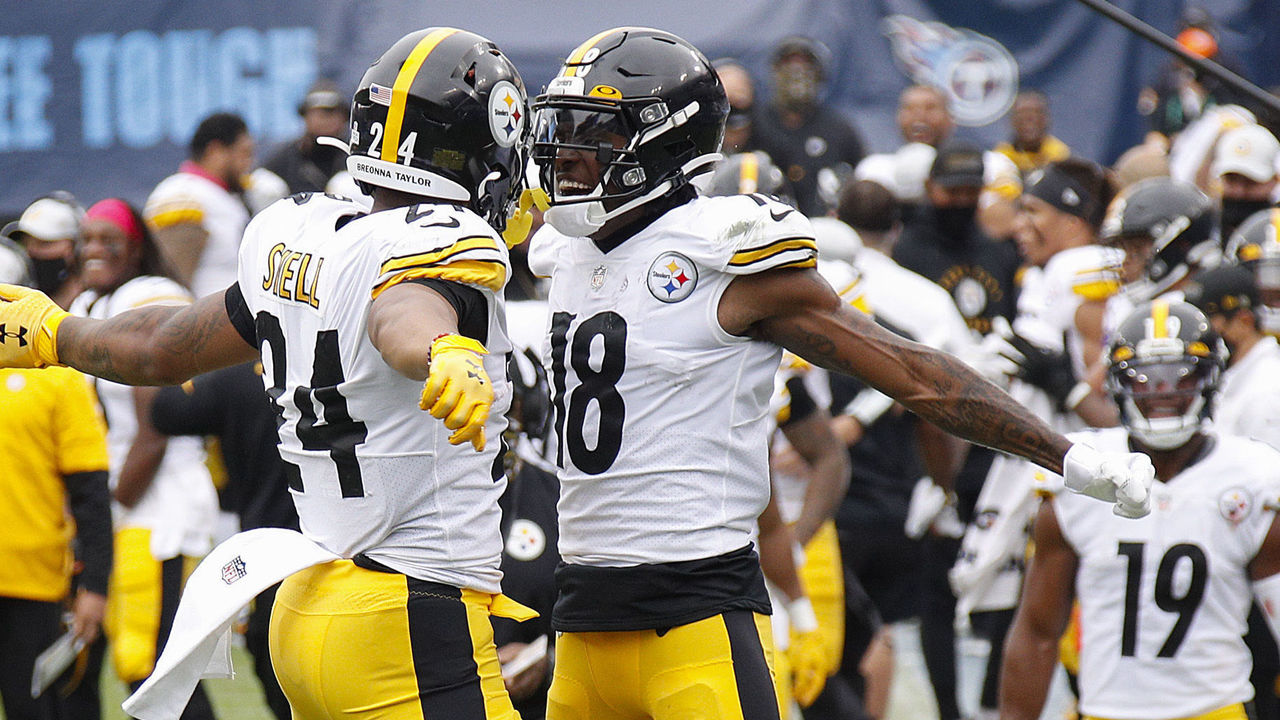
1, 0, 1277, 215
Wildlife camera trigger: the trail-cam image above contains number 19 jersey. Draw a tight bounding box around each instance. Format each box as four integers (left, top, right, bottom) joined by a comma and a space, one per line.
1051, 427, 1280, 719
529, 194, 817, 567
236, 193, 513, 592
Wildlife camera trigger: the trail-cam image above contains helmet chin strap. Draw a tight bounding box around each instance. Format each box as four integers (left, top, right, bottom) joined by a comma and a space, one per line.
543, 154, 723, 237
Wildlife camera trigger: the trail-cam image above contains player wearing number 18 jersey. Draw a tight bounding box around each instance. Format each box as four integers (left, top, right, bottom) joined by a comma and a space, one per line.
1001, 300, 1280, 720
528, 27, 1162, 720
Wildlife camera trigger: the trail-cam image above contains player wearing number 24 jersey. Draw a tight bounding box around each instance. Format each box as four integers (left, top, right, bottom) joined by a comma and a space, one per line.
0, 27, 543, 720
526, 26, 1163, 720
1001, 300, 1280, 720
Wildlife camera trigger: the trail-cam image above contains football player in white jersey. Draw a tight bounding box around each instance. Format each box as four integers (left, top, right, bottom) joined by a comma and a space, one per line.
69, 198, 219, 717
525, 27, 1158, 720
1000, 300, 1280, 720
0, 28, 537, 720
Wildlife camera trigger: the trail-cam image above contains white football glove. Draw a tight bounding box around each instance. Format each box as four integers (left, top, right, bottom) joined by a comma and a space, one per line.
1062, 443, 1155, 518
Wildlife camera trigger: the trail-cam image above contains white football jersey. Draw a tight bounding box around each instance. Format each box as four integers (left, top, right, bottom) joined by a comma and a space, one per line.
145, 168, 250, 298
71, 277, 217, 560
1215, 336, 1280, 450
1051, 427, 1280, 719
1014, 244, 1123, 373
529, 193, 817, 566
236, 194, 513, 592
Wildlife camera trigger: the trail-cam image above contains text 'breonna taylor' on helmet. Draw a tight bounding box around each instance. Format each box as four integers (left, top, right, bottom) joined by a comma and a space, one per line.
530, 27, 730, 237
1107, 299, 1226, 450
345, 27, 528, 232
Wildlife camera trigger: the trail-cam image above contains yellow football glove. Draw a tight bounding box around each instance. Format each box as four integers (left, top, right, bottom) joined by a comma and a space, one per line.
786, 597, 830, 707
501, 187, 551, 248
420, 334, 493, 451
0, 283, 68, 368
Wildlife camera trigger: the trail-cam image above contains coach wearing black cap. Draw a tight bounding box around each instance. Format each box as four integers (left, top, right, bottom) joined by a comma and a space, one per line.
893, 144, 1020, 336
263, 79, 350, 193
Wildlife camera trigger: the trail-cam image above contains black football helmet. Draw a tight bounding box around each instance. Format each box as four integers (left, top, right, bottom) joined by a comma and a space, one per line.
1107, 299, 1225, 450
346, 28, 528, 230
530, 27, 729, 229
1225, 207, 1280, 334
1100, 177, 1215, 297
705, 151, 794, 204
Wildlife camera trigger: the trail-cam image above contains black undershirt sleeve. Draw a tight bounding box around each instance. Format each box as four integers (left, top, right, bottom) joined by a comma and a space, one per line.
223, 283, 257, 348
779, 376, 819, 428
64, 470, 113, 595
402, 277, 489, 344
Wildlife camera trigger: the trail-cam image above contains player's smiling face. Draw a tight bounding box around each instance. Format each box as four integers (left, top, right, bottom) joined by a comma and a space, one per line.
80, 217, 141, 293
553, 128, 628, 201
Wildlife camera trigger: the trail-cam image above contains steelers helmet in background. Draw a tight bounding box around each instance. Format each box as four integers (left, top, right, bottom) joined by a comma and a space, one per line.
530, 27, 729, 234
705, 151, 795, 206
347, 27, 528, 231
1225, 207, 1280, 335
1101, 177, 1215, 297
1107, 299, 1226, 450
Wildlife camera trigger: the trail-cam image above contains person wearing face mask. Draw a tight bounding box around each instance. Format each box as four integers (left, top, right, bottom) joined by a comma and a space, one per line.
1211, 124, 1279, 242
752, 36, 866, 217
892, 144, 1020, 338
2, 193, 85, 309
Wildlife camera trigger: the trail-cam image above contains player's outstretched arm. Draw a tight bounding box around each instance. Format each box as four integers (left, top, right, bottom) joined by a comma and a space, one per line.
368, 281, 493, 451
998, 500, 1077, 720
1250, 511, 1280, 645
0, 284, 255, 385
722, 268, 1072, 473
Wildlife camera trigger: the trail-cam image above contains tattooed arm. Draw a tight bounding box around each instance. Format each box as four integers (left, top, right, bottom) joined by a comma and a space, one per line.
58, 290, 257, 386
719, 267, 1072, 473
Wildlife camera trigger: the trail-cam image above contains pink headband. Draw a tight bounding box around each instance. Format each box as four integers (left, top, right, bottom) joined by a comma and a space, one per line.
85, 198, 144, 244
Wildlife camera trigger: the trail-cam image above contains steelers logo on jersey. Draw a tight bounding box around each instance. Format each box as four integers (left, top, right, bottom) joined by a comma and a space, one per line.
1219, 487, 1253, 524
488, 80, 525, 148
506, 519, 547, 561
647, 251, 698, 303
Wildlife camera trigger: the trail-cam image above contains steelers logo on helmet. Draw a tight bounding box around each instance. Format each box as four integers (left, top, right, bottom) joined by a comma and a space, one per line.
344, 27, 528, 232
647, 251, 698, 303
488, 80, 526, 148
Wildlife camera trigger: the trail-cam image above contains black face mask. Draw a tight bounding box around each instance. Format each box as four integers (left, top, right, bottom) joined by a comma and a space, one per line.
31, 257, 69, 295
1221, 199, 1273, 240
934, 205, 977, 243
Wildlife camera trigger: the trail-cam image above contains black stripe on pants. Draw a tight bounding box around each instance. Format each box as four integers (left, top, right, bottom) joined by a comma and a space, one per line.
724, 610, 781, 720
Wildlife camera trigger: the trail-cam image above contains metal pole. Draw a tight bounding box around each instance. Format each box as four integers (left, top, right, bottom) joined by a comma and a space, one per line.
1072, 0, 1280, 121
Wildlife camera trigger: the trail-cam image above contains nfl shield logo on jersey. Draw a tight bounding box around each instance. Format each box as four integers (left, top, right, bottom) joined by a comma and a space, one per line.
647, 251, 698, 303
1219, 488, 1252, 524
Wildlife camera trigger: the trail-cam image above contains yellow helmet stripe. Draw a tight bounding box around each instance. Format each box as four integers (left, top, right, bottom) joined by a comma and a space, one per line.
382, 27, 458, 163
563, 28, 620, 77
740, 152, 759, 194
1270, 208, 1280, 244
1151, 299, 1169, 339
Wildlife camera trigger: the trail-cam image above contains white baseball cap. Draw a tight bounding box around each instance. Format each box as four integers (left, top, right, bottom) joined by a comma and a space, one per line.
2, 197, 81, 243
1212, 124, 1280, 182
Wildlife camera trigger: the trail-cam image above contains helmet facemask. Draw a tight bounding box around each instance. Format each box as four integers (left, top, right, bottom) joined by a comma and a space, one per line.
531, 95, 721, 236
1109, 351, 1219, 450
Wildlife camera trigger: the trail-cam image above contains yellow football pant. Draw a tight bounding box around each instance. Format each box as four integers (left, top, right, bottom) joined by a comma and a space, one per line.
1083, 703, 1249, 720
104, 527, 196, 684
798, 521, 845, 671
270, 559, 535, 720
547, 610, 780, 720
